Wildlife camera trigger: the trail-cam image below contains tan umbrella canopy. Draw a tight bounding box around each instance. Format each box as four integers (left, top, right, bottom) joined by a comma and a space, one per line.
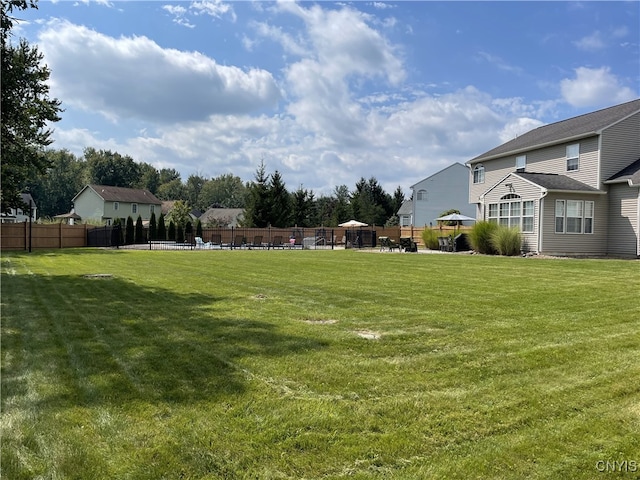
338, 219, 368, 227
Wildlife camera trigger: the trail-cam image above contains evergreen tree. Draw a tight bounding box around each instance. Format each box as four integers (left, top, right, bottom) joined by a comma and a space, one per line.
268, 170, 291, 227
168, 221, 176, 241
148, 212, 157, 241
1, 0, 63, 212
158, 213, 166, 240
291, 186, 314, 227
243, 160, 270, 227
135, 215, 145, 244
125, 216, 135, 244
195, 219, 203, 238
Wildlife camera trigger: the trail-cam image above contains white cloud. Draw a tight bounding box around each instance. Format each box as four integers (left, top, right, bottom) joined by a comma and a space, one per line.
574, 31, 605, 51
560, 66, 637, 107
38, 20, 282, 123
163, 0, 235, 27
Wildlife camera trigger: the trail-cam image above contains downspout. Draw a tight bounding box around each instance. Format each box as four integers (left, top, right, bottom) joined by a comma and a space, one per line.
539, 189, 548, 254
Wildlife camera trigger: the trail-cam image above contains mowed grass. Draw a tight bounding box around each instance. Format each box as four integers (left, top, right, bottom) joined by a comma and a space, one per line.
1, 249, 639, 479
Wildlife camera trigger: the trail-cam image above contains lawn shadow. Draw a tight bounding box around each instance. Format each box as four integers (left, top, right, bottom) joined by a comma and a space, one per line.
2, 271, 328, 410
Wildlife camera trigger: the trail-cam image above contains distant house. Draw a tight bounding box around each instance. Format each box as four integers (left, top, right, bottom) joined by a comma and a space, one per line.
0, 193, 37, 223
72, 185, 162, 225
404, 163, 474, 227
397, 200, 412, 227
467, 99, 640, 257
199, 208, 244, 227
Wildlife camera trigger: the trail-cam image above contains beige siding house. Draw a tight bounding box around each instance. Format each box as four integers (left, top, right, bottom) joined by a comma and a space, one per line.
72, 185, 162, 225
467, 99, 640, 257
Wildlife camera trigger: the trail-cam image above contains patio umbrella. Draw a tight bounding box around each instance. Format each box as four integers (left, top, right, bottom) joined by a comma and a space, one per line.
435, 213, 476, 222
338, 219, 368, 227
338, 220, 368, 248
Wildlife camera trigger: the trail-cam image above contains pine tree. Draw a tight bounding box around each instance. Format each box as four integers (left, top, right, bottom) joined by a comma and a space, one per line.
158, 213, 166, 240
125, 216, 135, 244
168, 221, 176, 241
149, 212, 157, 241
135, 215, 145, 244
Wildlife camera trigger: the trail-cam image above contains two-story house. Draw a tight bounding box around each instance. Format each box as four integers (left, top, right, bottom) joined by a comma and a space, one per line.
467, 99, 640, 257
404, 162, 475, 227
72, 185, 162, 225
0, 193, 37, 223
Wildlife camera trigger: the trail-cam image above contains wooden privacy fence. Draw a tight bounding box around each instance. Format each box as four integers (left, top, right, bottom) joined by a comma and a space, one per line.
1, 223, 473, 251
1, 223, 89, 250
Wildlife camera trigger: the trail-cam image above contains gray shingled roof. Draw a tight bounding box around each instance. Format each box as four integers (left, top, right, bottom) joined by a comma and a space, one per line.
470, 99, 640, 164
605, 158, 640, 185
86, 185, 162, 204
514, 172, 602, 192
396, 199, 412, 215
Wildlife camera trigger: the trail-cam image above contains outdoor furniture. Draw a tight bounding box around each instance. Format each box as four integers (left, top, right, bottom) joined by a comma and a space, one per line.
438, 236, 453, 252
378, 236, 400, 252
230, 235, 244, 249
194, 236, 212, 249
400, 237, 418, 252
210, 234, 222, 246
270, 235, 285, 249
249, 235, 265, 249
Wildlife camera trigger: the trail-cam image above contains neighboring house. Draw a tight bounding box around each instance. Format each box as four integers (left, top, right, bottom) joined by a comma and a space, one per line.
467, 99, 640, 257
0, 193, 37, 223
406, 162, 474, 226
199, 208, 244, 227
72, 185, 162, 225
397, 200, 412, 227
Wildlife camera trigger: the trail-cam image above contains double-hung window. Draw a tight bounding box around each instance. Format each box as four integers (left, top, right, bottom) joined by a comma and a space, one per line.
473, 165, 485, 184
515, 155, 526, 170
114, 202, 119, 211
132, 203, 138, 214
566, 144, 579, 171
555, 199, 594, 234
417, 190, 427, 201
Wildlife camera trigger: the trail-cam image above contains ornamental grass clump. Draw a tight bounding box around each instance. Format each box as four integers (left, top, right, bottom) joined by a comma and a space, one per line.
421, 228, 439, 250
468, 220, 498, 254
490, 226, 522, 256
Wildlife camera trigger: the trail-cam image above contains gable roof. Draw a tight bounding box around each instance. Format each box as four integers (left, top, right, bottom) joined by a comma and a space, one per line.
199, 208, 244, 227
410, 162, 467, 189
604, 158, 640, 186
396, 199, 412, 216
74, 185, 162, 204
469, 99, 640, 164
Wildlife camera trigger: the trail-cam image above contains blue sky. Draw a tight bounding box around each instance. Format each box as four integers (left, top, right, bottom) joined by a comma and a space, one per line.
15, 1, 640, 196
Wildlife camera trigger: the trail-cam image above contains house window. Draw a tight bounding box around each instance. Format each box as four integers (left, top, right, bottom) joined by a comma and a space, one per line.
473, 164, 485, 184
417, 190, 427, 201
584, 201, 594, 234
488, 194, 529, 230
401, 215, 411, 227
114, 202, 119, 211
515, 155, 526, 170
150, 204, 155, 214
566, 144, 579, 171
555, 199, 593, 234
132, 203, 138, 214
522, 201, 534, 233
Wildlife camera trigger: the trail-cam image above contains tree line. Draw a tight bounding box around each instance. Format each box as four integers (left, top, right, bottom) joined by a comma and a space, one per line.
27, 148, 406, 227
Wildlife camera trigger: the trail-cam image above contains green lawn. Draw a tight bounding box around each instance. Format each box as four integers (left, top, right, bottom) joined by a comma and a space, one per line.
1, 249, 639, 479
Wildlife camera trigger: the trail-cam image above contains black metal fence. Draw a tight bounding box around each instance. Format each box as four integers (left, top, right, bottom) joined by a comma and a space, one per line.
113, 226, 401, 251
87, 225, 123, 248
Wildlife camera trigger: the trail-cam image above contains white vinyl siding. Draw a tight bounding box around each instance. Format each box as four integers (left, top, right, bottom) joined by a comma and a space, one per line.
606, 185, 639, 257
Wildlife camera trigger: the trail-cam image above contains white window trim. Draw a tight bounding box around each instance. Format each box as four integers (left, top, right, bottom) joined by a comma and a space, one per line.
516, 155, 526, 170
487, 194, 533, 231
566, 144, 580, 172
113, 202, 119, 211
473, 164, 485, 184
132, 203, 138, 214
555, 199, 594, 234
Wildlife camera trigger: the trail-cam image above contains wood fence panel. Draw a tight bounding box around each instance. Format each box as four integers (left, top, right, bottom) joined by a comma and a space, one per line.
1, 223, 90, 250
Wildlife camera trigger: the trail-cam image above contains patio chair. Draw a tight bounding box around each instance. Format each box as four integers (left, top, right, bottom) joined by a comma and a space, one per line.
249, 235, 265, 249
231, 235, 244, 249
270, 235, 285, 249
210, 234, 222, 246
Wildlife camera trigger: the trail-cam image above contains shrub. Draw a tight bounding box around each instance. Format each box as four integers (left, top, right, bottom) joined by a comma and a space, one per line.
149, 212, 157, 241
490, 226, 522, 256
195, 219, 203, 238
125, 216, 135, 245
135, 216, 146, 244
421, 228, 439, 250
168, 221, 176, 241
468, 221, 498, 254
158, 213, 166, 241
